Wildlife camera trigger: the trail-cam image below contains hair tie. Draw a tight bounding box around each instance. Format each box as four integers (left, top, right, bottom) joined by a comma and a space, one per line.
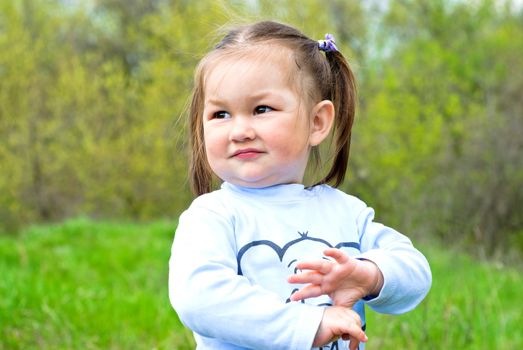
318, 33, 338, 53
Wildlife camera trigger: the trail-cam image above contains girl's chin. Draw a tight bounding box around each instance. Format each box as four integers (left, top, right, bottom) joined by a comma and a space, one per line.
223, 176, 301, 189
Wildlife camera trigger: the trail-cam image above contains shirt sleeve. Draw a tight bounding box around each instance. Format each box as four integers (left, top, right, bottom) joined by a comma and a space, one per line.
169, 201, 324, 350
354, 204, 432, 314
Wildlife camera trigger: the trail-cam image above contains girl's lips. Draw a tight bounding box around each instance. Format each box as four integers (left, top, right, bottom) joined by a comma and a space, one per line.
232, 148, 263, 159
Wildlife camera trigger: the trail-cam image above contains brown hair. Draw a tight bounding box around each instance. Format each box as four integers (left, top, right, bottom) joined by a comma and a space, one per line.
188, 21, 357, 195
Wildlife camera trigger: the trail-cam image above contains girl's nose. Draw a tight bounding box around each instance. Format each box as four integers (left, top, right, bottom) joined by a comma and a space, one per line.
229, 116, 255, 142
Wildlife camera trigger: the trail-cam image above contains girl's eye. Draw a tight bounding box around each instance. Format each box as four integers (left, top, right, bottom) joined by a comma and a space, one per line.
213, 111, 231, 119
254, 105, 273, 115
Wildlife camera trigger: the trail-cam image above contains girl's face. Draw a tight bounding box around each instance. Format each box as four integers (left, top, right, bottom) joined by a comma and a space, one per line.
202, 49, 315, 188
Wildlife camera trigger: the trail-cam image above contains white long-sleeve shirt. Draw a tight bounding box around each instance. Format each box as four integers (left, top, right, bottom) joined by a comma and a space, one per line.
169, 182, 432, 349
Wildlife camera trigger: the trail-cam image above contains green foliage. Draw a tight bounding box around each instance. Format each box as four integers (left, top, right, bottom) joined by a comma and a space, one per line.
345, 0, 523, 256
0, 0, 521, 257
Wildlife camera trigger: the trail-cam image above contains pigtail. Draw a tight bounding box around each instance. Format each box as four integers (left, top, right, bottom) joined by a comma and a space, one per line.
319, 51, 357, 187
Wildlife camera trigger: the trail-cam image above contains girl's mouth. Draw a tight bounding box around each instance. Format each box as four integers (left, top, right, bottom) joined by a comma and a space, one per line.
232, 148, 263, 159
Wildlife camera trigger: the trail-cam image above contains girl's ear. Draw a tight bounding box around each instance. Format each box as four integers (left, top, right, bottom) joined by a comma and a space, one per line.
309, 100, 335, 146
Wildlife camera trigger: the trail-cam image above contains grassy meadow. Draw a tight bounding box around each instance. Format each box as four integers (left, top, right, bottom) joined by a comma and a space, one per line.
0, 219, 521, 349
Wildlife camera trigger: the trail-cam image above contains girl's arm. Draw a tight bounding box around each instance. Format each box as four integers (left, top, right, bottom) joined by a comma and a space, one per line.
169, 204, 324, 350
288, 200, 431, 314
355, 205, 432, 314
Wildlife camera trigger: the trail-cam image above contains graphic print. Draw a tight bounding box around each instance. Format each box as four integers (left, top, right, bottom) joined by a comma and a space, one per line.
237, 231, 360, 275
236, 231, 364, 350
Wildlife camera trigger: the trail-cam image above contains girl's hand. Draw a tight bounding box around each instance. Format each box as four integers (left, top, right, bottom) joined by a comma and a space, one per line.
313, 306, 367, 350
287, 248, 384, 307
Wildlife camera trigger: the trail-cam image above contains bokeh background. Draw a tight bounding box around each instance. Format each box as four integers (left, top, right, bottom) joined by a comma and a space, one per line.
1, 0, 522, 349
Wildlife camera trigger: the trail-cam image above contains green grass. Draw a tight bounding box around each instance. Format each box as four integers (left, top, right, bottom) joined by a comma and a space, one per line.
1, 219, 521, 349
0, 218, 194, 350
366, 247, 523, 349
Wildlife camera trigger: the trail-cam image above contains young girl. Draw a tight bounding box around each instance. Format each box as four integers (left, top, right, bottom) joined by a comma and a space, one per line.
169, 21, 431, 350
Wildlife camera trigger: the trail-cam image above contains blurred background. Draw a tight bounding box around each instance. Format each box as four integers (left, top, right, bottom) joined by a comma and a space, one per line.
1, 0, 522, 349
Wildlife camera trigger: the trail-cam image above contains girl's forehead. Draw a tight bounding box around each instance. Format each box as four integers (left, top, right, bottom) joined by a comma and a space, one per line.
206, 44, 293, 75
202, 45, 299, 91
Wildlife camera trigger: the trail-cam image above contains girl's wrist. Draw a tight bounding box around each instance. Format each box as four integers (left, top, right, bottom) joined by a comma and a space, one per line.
369, 263, 384, 296
359, 259, 384, 298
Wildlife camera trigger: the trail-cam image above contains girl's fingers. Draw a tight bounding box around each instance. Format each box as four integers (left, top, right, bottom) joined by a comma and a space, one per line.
296, 260, 333, 274
341, 324, 367, 350
287, 270, 323, 284
348, 337, 360, 350
349, 332, 368, 350
323, 248, 349, 264
288, 284, 323, 301
339, 312, 366, 343
344, 329, 367, 345
348, 327, 367, 343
